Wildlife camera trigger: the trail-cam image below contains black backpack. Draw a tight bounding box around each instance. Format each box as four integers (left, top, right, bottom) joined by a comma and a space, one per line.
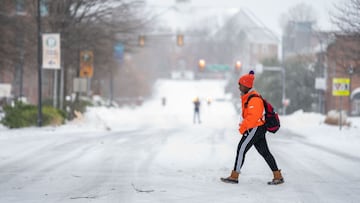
245, 94, 280, 133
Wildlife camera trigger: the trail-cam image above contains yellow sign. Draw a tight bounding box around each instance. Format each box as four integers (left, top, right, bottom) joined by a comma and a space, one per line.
80, 50, 94, 78
332, 78, 350, 96
80, 66, 93, 78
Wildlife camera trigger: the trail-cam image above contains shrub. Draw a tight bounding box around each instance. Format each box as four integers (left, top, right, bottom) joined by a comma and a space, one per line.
0, 102, 66, 128
65, 98, 92, 120
324, 110, 350, 126
73, 99, 92, 113
42, 106, 65, 126
1, 102, 36, 128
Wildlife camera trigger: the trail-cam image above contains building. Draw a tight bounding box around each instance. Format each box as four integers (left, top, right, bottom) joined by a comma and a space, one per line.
281, 20, 360, 115
324, 35, 360, 115
282, 21, 314, 59
216, 9, 279, 68
0, 0, 53, 104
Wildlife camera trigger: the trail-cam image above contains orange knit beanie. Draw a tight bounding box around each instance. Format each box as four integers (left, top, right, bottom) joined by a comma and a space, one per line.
238, 70, 255, 88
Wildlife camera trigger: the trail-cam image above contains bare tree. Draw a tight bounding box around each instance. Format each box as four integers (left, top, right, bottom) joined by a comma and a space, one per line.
0, 5, 17, 74
0, 1, 37, 102
0, 0, 155, 106
279, 3, 317, 30
0, 22, 14, 72
24, 0, 151, 104
331, 0, 360, 62
332, 0, 360, 36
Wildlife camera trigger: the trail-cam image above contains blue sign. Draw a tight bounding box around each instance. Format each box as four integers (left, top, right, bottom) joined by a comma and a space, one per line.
114, 43, 124, 62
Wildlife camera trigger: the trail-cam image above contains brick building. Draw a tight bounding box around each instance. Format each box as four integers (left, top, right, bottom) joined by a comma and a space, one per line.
281, 20, 359, 115
0, 0, 52, 104
325, 35, 360, 115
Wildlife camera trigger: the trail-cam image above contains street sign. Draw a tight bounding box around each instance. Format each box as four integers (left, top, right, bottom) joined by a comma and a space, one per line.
206, 64, 230, 71
0, 83, 11, 97
80, 50, 94, 78
114, 43, 124, 61
42, 33, 61, 69
315, 77, 326, 90
73, 78, 87, 93
332, 78, 350, 96
255, 63, 264, 73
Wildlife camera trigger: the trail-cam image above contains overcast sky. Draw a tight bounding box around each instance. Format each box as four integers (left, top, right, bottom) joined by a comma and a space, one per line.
146, 0, 346, 35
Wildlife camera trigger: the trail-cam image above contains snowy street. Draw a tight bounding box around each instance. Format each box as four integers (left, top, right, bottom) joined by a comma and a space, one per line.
0, 79, 360, 203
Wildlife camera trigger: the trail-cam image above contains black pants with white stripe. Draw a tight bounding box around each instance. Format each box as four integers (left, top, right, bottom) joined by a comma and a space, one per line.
233, 125, 279, 173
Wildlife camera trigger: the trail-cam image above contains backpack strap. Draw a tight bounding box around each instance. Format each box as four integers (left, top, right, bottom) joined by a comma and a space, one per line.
244, 94, 266, 124
245, 94, 261, 108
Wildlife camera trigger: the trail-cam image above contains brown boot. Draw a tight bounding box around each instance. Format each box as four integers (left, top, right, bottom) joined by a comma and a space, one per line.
268, 170, 284, 185
220, 170, 239, 184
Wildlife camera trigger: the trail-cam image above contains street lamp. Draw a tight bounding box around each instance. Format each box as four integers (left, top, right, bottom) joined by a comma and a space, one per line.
37, 0, 43, 126
198, 59, 206, 71
138, 35, 145, 47
176, 34, 184, 46
235, 60, 242, 72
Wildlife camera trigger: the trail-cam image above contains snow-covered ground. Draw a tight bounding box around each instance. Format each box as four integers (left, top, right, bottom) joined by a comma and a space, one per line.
0, 79, 359, 203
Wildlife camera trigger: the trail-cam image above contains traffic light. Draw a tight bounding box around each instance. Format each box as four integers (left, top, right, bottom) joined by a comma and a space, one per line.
177, 34, 184, 46
138, 35, 145, 47
235, 60, 242, 72
198, 59, 206, 71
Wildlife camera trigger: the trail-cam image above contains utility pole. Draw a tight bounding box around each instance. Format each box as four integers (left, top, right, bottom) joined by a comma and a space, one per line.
37, 0, 43, 126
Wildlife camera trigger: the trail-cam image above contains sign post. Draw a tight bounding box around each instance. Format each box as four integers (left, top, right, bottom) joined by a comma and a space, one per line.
42, 33, 61, 108
332, 78, 350, 130
112, 43, 124, 104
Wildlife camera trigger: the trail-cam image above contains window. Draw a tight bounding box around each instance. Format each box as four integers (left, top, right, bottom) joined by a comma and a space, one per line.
15, 0, 26, 15
40, 0, 49, 16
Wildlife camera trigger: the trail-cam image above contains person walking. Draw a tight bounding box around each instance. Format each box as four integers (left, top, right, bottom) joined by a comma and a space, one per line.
220, 70, 284, 185
193, 97, 201, 124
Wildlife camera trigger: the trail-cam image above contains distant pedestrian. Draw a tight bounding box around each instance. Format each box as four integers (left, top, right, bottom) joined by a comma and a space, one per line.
193, 97, 201, 124
220, 70, 284, 185
162, 97, 167, 106
207, 97, 212, 105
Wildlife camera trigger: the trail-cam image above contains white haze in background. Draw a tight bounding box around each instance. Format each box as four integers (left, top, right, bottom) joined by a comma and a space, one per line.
146, 0, 345, 36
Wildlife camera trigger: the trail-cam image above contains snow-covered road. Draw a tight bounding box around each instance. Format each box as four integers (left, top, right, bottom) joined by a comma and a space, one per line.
0, 79, 359, 203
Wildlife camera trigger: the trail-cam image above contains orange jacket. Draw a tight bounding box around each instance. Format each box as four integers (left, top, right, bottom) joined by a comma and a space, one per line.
239, 90, 265, 135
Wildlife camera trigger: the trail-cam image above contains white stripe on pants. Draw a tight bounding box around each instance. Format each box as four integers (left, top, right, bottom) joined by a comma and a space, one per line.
235, 126, 258, 172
